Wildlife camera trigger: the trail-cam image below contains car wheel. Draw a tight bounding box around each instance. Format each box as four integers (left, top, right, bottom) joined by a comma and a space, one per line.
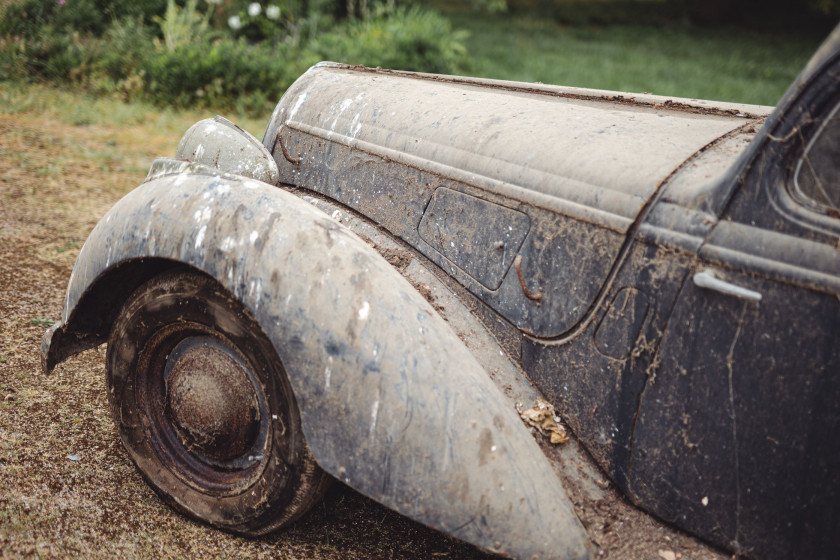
106, 269, 330, 535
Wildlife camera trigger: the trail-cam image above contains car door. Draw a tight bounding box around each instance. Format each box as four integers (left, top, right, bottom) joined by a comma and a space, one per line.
629, 43, 840, 560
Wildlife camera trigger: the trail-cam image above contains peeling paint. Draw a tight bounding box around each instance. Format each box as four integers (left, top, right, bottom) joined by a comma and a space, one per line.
195, 225, 207, 249
287, 90, 309, 121
369, 399, 379, 436
220, 237, 237, 251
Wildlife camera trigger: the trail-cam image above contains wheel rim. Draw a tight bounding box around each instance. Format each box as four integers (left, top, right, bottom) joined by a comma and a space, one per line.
135, 323, 273, 496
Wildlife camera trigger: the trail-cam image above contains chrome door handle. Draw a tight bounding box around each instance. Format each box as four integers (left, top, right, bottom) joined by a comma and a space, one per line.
693, 269, 762, 302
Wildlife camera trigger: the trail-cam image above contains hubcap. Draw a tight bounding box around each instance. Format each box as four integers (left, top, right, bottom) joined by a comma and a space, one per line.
166, 343, 261, 462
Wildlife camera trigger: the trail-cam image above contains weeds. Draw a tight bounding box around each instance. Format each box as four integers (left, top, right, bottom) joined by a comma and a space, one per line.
0, 0, 471, 115
313, 5, 470, 74
53, 242, 80, 254
153, 0, 215, 52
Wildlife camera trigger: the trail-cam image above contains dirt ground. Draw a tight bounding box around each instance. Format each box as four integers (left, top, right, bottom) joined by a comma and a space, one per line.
0, 88, 498, 559
0, 85, 730, 560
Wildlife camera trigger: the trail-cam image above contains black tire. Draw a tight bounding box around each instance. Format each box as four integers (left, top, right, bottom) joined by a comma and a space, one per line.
106, 269, 330, 535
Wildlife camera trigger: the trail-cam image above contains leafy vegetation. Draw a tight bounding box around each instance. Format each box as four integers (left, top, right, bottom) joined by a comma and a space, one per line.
312, 5, 470, 73
0, 0, 472, 115
0, 0, 830, 112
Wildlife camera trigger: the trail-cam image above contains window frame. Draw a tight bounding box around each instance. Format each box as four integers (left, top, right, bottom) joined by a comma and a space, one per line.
790, 98, 840, 218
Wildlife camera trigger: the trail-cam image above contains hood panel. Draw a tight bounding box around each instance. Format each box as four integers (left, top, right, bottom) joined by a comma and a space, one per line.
270, 63, 760, 218
263, 64, 766, 338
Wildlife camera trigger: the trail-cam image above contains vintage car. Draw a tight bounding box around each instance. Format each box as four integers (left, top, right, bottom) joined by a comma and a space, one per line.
41, 24, 840, 560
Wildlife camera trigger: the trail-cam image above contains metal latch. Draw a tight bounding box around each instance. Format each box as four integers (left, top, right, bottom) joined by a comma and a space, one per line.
693, 269, 762, 302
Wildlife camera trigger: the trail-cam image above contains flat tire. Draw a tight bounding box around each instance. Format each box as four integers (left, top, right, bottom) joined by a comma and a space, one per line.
106, 269, 330, 535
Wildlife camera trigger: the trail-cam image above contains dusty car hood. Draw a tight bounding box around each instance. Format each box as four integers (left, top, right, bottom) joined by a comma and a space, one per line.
267, 62, 771, 223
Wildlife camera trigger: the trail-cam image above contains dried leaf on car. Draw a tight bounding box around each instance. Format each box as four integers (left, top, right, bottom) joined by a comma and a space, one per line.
516, 399, 569, 445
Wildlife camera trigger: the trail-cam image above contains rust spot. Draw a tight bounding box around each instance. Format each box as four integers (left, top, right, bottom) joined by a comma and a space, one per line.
277, 124, 302, 165
513, 254, 543, 302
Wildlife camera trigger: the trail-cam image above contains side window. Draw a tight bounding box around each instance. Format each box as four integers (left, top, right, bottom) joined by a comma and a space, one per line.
792, 99, 840, 216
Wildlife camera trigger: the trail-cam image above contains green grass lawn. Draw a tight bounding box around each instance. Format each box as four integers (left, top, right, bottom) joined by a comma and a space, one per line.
444, 12, 824, 106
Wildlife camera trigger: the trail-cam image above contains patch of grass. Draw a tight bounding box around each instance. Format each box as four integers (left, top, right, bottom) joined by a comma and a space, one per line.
29, 317, 56, 327
0, 81, 266, 268
445, 12, 823, 105
0, 82, 265, 137
52, 241, 80, 254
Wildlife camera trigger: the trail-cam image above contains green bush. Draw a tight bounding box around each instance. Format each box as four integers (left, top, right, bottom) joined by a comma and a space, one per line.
0, 0, 59, 38
52, 0, 107, 35
154, 0, 217, 52
0, 0, 473, 113
141, 36, 317, 113
103, 0, 169, 22
0, 17, 153, 95
95, 19, 156, 83
313, 5, 471, 74
0, 0, 169, 37
0, 27, 86, 81
226, 2, 294, 43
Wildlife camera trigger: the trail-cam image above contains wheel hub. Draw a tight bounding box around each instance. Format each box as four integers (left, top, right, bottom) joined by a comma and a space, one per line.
166, 344, 260, 462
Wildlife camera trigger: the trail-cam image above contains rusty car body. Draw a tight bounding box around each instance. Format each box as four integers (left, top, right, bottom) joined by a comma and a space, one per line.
42, 24, 840, 560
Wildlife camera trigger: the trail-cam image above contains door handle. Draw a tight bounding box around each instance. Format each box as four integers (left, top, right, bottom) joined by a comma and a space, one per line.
693, 269, 762, 302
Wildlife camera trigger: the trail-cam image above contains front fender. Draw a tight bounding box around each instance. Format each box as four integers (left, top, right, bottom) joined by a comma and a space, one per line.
46, 172, 590, 559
